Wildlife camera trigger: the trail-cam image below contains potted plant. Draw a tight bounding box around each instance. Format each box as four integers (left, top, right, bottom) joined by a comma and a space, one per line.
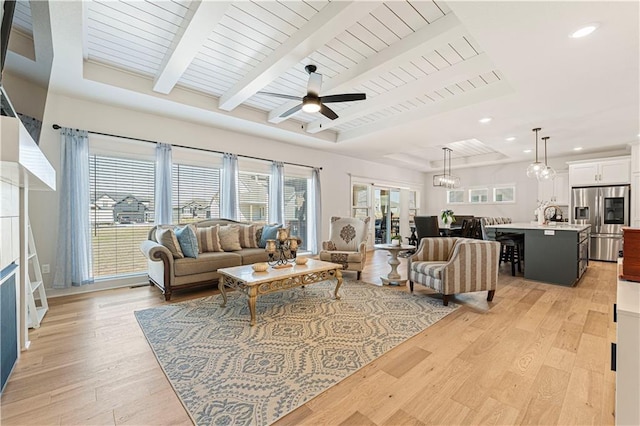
390, 235, 402, 246
441, 209, 456, 228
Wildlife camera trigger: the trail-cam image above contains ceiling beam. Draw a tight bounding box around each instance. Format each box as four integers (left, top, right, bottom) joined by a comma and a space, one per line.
153, 1, 230, 94
268, 13, 465, 124
306, 53, 495, 134
337, 79, 514, 142
218, 1, 380, 112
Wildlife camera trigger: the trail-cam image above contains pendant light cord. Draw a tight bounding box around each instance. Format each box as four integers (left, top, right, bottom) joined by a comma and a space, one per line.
542, 136, 549, 165
533, 128, 541, 162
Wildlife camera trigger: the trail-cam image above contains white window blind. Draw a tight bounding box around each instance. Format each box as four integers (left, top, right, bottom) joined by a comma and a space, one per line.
172, 163, 221, 223
89, 154, 155, 278
238, 171, 270, 222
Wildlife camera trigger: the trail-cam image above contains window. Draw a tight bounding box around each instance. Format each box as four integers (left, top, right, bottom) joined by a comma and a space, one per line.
469, 188, 489, 203
494, 186, 515, 203
172, 164, 220, 223
284, 176, 310, 251
89, 154, 155, 278
351, 184, 370, 220
447, 190, 465, 204
238, 171, 270, 222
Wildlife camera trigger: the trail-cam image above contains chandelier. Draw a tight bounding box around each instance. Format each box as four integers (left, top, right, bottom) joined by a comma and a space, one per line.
433, 147, 460, 189
538, 136, 556, 181
526, 127, 544, 179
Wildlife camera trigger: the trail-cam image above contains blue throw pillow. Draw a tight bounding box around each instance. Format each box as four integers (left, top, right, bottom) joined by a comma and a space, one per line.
175, 225, 199, 258
259, 224, 281, 248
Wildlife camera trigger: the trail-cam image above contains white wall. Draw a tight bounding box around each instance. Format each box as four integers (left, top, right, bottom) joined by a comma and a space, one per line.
31, 93, 425, 292
422, 149, 631, 223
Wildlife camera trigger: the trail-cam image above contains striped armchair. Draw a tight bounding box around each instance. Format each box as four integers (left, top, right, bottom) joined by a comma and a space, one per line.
408, 237, 500, 306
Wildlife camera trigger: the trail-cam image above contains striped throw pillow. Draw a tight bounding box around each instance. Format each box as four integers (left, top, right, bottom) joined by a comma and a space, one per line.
238, 224, 258, 248
156, 228, 184, 259
197, 225, 223, 253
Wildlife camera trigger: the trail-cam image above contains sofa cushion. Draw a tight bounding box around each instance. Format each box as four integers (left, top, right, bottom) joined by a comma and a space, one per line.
237, 224, 259, 248
175, 225, 198, 258
259, 224, 281, 248
411, 261, 446, 280
329, 217, 368, 251
236, 248, 270, 264
319, 250, 363, 263
197, 225, 223, 253
219, 225, 242, 251
157, 228, 184, 259
174, 252, 242, 277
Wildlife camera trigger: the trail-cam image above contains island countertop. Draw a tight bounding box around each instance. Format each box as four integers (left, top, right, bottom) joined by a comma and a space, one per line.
486, 222, 591, 232
484, 222, 590, 286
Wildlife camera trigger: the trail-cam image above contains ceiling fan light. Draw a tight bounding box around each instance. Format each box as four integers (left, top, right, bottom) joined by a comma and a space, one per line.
302, 98, 321, 113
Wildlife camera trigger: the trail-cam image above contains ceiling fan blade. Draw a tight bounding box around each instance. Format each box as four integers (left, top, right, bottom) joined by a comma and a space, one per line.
319, 104, 338, 120
280, 103, 303, 118
257, 91, 302, 101
320, 93, 366, 103
307, 72, 322, 96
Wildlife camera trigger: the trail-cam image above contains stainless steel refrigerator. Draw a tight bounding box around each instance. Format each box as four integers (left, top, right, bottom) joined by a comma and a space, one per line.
572, 185, 630, 261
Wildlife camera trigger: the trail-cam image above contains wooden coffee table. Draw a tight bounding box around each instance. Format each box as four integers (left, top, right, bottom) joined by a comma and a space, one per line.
217, 259, 343, 326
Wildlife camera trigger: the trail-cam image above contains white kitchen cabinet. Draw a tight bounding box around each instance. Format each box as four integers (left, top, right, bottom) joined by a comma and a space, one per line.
537, 171, 569, 205
568, 157, 630, 186
615, 265, 640, 425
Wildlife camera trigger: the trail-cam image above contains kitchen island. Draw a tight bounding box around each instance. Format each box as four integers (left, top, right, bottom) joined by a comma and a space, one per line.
485, 222, 591, 286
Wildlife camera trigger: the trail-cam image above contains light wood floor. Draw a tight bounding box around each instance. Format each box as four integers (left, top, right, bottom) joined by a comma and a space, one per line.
1, 251, 617, 425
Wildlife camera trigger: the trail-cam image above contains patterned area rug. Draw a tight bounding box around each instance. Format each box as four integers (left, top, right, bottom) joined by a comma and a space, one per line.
135, 280, 458, 426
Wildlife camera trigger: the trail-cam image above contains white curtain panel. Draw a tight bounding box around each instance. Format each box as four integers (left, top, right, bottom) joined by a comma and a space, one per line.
309, 168, 322, 254
154, 143, 173, 225
221, 153, 239, 220
53, 128, 94, 288
269, 161, 285, 225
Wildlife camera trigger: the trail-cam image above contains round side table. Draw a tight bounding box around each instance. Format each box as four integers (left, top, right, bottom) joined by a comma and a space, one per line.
374, 243, 415, 285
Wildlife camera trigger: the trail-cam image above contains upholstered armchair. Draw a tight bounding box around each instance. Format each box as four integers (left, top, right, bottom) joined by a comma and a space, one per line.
319, 216, 370, 280
408, 237, 500, 306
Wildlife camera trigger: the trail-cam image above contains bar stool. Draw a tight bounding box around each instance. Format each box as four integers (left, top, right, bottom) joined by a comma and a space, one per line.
496, 233, 524, 276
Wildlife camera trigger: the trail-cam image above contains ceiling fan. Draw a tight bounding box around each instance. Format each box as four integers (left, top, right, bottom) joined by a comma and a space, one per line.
257, 65, 366, 120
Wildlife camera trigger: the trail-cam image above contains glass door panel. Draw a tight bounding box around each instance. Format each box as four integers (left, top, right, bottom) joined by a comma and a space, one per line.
603, 197, 625, 225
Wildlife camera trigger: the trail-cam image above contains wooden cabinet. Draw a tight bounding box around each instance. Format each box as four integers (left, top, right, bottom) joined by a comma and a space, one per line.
538, 171, 569, 205
568, 157, 630, 186
615, 262, 640, 425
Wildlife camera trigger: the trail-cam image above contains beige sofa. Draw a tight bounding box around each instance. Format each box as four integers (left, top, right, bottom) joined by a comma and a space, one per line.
139, 219, 270, 301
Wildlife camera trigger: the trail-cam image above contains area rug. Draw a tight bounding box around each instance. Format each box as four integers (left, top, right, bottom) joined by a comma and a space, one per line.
135, 280, 458, 426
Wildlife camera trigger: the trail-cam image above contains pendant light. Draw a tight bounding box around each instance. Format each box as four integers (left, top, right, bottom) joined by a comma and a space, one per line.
526, 127, 544, 179
433, 147, 460, 188
538, 136, 556, 181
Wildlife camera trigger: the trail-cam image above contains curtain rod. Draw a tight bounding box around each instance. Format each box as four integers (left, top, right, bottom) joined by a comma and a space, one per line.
51, 124, 322, 170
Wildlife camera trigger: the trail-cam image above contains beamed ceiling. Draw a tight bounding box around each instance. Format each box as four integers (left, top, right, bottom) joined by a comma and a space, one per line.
6, 1, 640, 172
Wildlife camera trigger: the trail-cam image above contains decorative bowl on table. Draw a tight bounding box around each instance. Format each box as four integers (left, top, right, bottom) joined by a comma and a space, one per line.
252, 262, 269, 272
295, 257, 308, 265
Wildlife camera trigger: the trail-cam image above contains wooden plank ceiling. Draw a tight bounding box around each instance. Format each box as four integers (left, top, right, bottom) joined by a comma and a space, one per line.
83, 0, 503, 140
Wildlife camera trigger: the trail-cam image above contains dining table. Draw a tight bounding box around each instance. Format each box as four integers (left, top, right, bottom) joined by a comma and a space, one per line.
439, 225, 463, 237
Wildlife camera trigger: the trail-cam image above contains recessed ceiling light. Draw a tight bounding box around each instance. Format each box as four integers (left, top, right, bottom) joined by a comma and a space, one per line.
573, 147, 583, 151
479, 117, 492, 124
505, 137, 516, 142
570, 23, 599, 38
523, 149, 532, 153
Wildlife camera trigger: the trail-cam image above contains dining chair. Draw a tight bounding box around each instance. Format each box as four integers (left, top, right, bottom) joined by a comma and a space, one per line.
414, 216, 440, 239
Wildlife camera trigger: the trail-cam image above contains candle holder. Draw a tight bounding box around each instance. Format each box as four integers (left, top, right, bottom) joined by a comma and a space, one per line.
265, 228, 298, 268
